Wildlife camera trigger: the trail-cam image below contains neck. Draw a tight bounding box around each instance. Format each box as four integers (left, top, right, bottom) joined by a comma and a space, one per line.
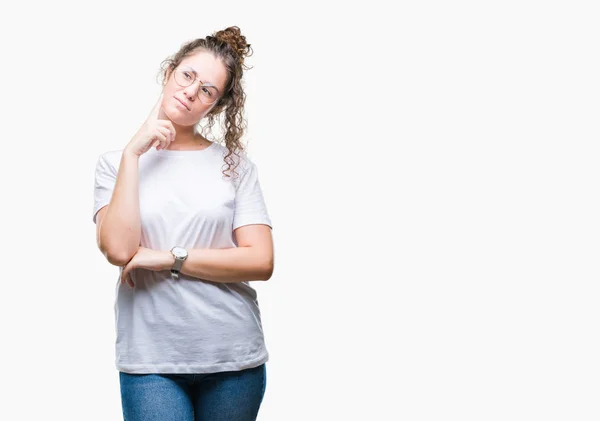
167, 123, 211, 151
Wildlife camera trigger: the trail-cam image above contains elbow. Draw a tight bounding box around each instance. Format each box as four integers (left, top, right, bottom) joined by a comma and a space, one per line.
99, 241, 135, 267
261, 259, 274, 281
103, 249, 134, 267
105, 251, 133, 267
98, 233, 137, 267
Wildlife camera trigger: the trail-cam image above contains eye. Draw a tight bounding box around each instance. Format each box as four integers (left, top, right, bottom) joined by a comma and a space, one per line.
183, 71, 193, 80
201, 87, 213, 96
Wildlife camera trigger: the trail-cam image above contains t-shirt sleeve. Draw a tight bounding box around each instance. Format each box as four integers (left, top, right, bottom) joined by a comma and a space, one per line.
92, 153, 117, 224
233, 160, 272, 231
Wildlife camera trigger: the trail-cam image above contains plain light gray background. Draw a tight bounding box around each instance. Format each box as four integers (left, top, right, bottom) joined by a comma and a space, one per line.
0, 1, 598, 420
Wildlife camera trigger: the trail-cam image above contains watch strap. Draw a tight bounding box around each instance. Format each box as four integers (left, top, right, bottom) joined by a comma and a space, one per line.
171, 258, 184, 277
170, 248, 187, 280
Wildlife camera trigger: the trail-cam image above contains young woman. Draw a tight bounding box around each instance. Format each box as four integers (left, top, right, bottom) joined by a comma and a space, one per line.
93, 26, 273, 421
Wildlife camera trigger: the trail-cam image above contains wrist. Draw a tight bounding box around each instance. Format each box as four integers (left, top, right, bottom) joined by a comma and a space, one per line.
163, 250, 176, 271
122, 147, 141, 160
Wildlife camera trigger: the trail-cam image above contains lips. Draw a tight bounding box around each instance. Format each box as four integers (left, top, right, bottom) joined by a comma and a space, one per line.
174, 97, 190, 110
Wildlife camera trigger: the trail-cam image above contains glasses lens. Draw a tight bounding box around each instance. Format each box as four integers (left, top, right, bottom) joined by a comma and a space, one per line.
174, 68, 194, 87
174, 69, 219, 104
199, 86, 219, 104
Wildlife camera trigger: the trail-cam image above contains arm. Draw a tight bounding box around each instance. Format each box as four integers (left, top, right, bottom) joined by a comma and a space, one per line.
120, 224, 274, 286
96, 151, 141, 266
95, 94, 175, 267
180, 223, 274, 282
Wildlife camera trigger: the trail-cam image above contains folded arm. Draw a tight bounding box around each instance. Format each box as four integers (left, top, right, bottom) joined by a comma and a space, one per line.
120, 224, 274, 286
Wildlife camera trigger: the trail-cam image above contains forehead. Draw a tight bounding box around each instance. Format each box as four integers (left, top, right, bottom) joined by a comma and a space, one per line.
179, 51, 228, 91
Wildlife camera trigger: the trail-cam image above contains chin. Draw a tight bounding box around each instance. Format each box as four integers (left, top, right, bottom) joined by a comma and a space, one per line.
164, 108, 199, 127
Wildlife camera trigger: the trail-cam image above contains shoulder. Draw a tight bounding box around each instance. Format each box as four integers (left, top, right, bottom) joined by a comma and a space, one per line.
95, 149, 123, 171
98, 149, 123, 162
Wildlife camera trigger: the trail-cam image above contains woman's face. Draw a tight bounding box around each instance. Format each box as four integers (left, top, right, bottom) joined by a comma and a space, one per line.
162, 51, 228, 126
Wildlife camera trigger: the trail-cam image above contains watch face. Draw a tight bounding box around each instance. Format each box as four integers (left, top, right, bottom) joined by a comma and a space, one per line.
172, 246, 187, 259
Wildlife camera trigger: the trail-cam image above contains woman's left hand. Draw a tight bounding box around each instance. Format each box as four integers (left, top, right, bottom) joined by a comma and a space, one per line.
121, 247, 173, 288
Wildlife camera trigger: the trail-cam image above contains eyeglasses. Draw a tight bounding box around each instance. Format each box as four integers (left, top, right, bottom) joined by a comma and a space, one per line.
173, 67, 220, 105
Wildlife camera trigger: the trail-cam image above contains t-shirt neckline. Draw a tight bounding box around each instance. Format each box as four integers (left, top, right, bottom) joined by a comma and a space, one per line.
149, 141, 216, 156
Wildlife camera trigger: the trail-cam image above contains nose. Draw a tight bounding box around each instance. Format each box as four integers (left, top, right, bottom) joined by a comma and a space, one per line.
182, 85, 196, 101
183, 80, 203, 101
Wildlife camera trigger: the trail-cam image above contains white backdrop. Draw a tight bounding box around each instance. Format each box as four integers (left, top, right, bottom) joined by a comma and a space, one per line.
0, 1, 598, 420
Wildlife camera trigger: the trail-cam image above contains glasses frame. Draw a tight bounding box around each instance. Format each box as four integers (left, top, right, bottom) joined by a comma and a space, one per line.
172, 66, 221, 105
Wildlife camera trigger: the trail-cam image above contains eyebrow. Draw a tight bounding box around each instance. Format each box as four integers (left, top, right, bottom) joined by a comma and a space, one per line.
181, 66, 221, 94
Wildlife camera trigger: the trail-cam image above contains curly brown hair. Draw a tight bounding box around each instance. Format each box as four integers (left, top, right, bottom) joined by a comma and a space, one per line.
157, 26, 253, 179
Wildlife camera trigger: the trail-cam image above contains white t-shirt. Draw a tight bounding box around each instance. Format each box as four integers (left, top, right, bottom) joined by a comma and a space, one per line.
92, 142, 272, 374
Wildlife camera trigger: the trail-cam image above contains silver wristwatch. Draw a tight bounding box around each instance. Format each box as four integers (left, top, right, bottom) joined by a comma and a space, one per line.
170, 246, 188, 279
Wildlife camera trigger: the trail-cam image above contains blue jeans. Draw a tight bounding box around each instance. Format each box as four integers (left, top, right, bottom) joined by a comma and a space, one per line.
119, 363, 266, 421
